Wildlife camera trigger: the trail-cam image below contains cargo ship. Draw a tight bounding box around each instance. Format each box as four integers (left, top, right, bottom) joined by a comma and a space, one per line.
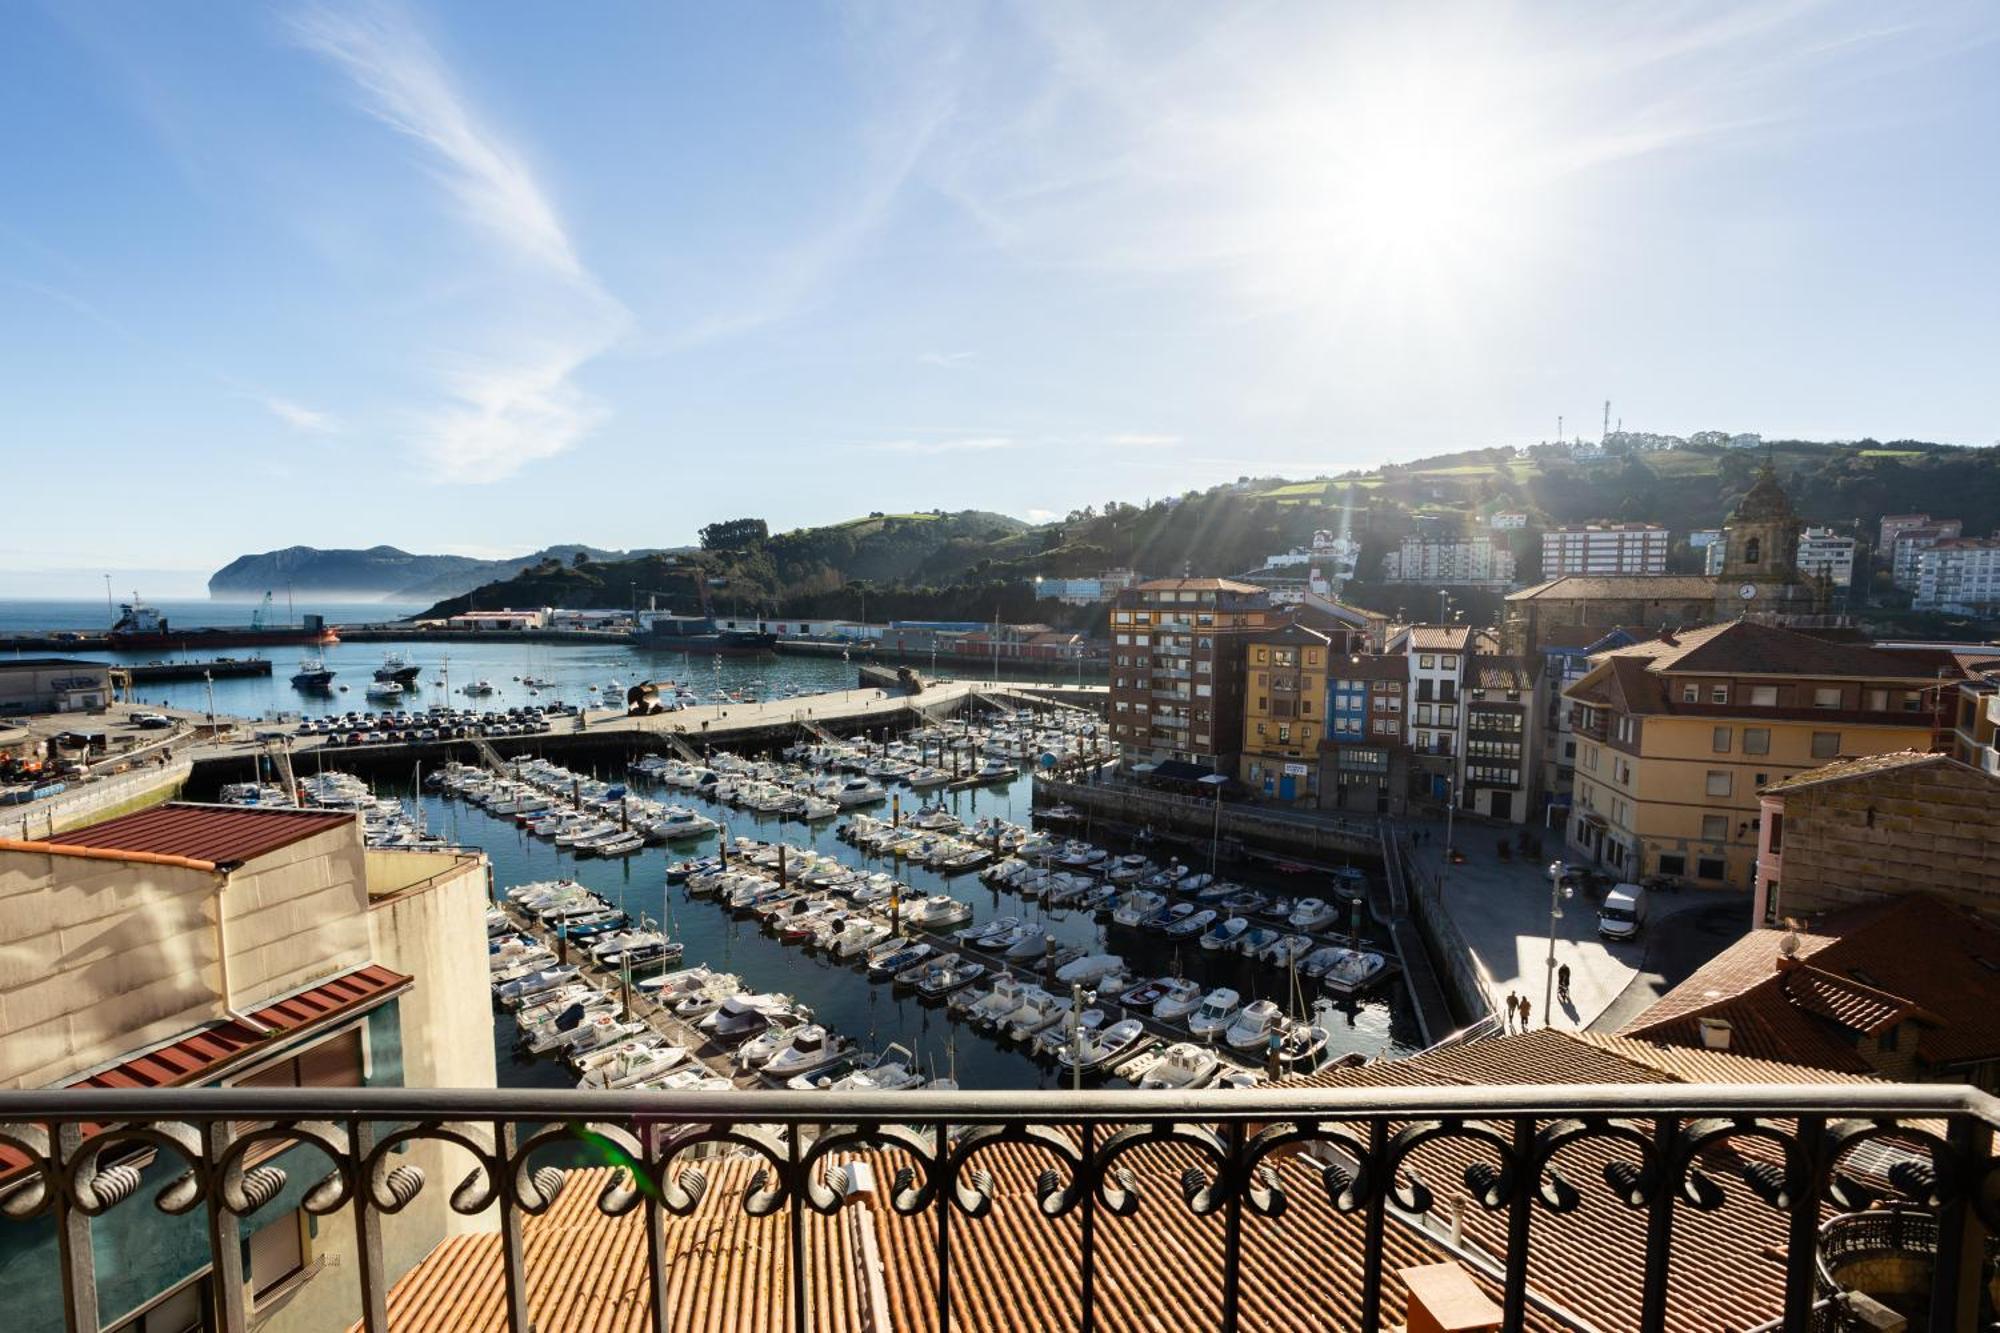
107, 597, 340, 652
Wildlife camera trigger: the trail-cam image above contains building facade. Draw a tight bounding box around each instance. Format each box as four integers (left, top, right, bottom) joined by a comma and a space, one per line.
1108, 579, 1276, 775
1890, 520, 1964, 589
1540, 523, 1669, 579
1318, 654, 1409, 816
1795, 526, 1857, 589
1913, 537, 2000, 613
1239, 623, 1333, 803
1380, 535, 1515, 587
0, 658, 113, 716
1563, 621, 1952, 888
1460, 656, 1538, 822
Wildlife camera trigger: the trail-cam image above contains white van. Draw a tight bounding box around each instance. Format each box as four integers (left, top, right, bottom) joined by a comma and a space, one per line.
1597, 883, 1649, 940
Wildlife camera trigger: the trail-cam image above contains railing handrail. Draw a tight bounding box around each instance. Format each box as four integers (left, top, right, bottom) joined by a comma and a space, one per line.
2, 1081, 1994, 1124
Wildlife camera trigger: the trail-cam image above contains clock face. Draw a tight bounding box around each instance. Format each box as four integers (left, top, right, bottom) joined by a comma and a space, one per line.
1738, 583, 1758, 600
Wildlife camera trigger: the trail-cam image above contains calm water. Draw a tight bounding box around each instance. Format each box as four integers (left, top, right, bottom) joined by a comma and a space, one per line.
427, 762, 1420, 1093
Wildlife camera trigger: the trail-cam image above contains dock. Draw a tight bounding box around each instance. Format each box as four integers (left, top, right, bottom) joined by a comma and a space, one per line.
120, 658, 273, 683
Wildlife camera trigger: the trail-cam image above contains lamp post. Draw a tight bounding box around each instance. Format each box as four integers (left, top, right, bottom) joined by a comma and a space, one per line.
1544, 860, 1574, 1027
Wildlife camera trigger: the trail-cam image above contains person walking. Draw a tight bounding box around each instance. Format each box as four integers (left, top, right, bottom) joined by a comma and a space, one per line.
1519, 994, 1534, 1029
1557, 962, 1572, 1007
1504, 992, 1520, 1032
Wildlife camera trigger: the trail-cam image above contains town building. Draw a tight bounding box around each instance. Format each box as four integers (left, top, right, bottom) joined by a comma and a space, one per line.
1708, 461, 1830, 623
1501, 576, 1715, 658
1755, 751, 2000, 925
0, 658, 113, 716
1539, 523, 1668, 579
1889, 518, 1963, 589
1534, 625, 1647, 819
1913, 537, 2000, 613
1795, 525, 1857, 589
1107, 578, 1277, 775
444, 609, 544, 631
1033, 569, 1138, 605
1879, 511, 1959, 555
1319, 652, 1409, 816
1488, 511, 1529, 530
0, 802, 495, 1331
1239, 623, 1334, 803
1622, 892, 2000, 1088
1380, 534, 1515, 587
1459, 655, 1538, 821
1387, 625, 1474, 803
1562, 620, 1955, 887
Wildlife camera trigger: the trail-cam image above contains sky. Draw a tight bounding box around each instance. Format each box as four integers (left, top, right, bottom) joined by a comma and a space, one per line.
4, 1, 1998, 595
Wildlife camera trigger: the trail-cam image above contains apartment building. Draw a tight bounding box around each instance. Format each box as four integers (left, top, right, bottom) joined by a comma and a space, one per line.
1380, 534, 1515, 587
1107, 578, 1276, 775
1879, 512, 1957, 554
1795, 526, 1857, 589
1388, 625, 1472, 802
0, 802, 496, 1332
1240, 623, 1333, 803
1914, 537, 2000, 613
1319, 653, 1409, 815
1460, 656, 1538, 821
1563, 620, 1954, 888
1890, 519, 1963, 589
1540, 523, 1668, 579
1533, 625, 1647, 817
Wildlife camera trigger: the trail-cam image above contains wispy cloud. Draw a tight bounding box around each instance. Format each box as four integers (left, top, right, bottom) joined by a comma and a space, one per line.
1102, 432, 1182, 448
292, 2, 629, 481
859, 436, 1016, 456
919, 350, 974, 368
265, 396, 337, 433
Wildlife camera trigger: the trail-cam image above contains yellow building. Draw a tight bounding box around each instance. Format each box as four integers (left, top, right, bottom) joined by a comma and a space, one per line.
1562, 620, 1952, 888
1240, 623, 1334, 802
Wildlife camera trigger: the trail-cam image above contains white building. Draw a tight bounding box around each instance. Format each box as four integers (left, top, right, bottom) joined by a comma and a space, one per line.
1539, 523, 1668, 579
1705, 542, 1727, 576
1687, 529, 1724, 549
1795, 527, 1857, 589
1914, 539, 2000, 613
1893, 521, 1965, 589
1036, 570, 1139, 605
1489, 512, 1529, 530
1381, 535, 1515, 587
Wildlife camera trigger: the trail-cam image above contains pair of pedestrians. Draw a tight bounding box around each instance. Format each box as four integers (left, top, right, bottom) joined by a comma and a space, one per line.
1503, 965, 1569, 1031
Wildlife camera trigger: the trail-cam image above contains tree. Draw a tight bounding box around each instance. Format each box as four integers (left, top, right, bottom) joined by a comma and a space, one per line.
699, 518, 770, 551
571, 551, 591, 568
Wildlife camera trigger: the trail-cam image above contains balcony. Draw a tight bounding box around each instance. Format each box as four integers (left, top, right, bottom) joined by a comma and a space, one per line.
2, 1084, 1995, 1333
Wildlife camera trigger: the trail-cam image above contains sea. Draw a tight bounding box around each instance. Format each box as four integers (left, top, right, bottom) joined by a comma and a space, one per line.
4, 596, 1421, 1090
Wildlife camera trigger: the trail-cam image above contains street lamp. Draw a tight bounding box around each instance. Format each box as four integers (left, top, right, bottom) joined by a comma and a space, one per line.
1544, 860, 1574, 1027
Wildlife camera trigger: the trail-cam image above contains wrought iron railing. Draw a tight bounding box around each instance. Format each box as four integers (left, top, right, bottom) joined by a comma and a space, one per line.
1, 1083, 1995, 1333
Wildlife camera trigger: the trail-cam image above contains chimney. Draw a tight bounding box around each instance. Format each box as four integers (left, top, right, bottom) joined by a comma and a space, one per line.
1400, 1262, 1501, 1333
1697, 1017, 1733, 1050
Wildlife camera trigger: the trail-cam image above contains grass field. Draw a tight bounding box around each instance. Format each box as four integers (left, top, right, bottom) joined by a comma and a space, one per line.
1258, 481, 1331, 498
1409, 464, 1499, 477
827, 512, 940, 530
1860, 449, 1924, 459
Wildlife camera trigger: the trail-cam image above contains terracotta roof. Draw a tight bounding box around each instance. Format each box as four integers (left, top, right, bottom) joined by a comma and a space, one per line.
1466, 655, 1533, 691
1331, 654, 1409, 683
42, 802, 355, 868
1624, 894, 2000, 1071
0, 964, 410, 1177
1402, 624, 1474, 652
1129, 577, 1267, 594
1759, 750, 1962, 793
1640, 620, 1958, 681
1506, 575, 1716, 602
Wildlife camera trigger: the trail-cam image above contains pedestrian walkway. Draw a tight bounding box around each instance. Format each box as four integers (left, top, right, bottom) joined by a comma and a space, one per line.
1396, 813, 1643, 1032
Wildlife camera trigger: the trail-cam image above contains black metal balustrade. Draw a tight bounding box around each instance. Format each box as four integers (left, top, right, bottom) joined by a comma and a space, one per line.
1, 1082, 1995, 1333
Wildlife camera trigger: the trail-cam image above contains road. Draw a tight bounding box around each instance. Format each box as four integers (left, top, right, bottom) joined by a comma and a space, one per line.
1587, 895, 1752, 1032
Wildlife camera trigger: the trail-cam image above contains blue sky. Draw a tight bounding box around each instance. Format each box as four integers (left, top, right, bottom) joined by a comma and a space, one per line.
4, 1, 1998, 595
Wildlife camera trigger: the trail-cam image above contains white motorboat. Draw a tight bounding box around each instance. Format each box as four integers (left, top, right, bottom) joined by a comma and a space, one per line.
1263, 934, 1315, 968
1001, 924, 1050, 960
967, 974, 1029, 1030
1287, 897, 1339, 932
1199, 916, 1249, 951
364, 680, 403, 702
578, 1044, 689, 1090
1111, 891, 1166, 928
1150, 977, 1204, 1022
1138, 1043, 1224, 1090
1317, 947, 1391, 996
1054, 953, 1126, 986
1186, 988, 1242, 1040
1163, 907, 1217, 940
761, 1026, 856, 1082
905, 894, 972, 928
699, 993, 798, 1043
1224, 999, 1285, 1053
1057, 1017, 1147, 1073
1104, 854, 1152, 885
1003, 987, 1063, 1041
807, 1044, 927, 1092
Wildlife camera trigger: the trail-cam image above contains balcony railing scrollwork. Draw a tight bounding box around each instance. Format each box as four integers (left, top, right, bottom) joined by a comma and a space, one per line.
0, 1083, 1995, 1333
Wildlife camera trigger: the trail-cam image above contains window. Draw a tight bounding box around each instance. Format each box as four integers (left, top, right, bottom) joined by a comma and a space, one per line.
249, 1208, 308, 1300
1811, 731, 1841, 759
1681, 684, 1699, 704
1417, 704, 1433, 724
1902, 692, 1924, 712
1702, 814, 1728, 840
1657, 853, 1686, 876
1743, 727, 1771, 755
1744, 537, 1761, 565
1441, 655, 1457, 670
1696, 856, 1727, 881
1419, 654, 1435, 669
1866, 689, 1889, 712
1711, 686, 1729, 705
1712, 726, 1732, 753
1768, 812, 1783, 853
1277, 724, 1291, 743
1301, 699, 1311, 715
1705, 770, 1733, 797
1812, 687, 1841, 709
1751, 686, 1778, 707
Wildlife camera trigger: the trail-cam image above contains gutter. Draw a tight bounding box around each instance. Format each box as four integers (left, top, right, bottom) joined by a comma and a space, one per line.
0, 837, 218, 873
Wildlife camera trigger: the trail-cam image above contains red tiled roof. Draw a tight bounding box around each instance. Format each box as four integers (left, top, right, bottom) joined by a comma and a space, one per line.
1759, 750, 1963, 793
1506, 575, 1716, 602
39, 802, 355, 868
1402, 624, 1475, 652
1624, 894, 2000, 1071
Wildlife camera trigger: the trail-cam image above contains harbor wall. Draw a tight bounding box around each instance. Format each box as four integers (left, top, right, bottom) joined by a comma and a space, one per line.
1029, 774, 1379, 862
0, 760, 191, 841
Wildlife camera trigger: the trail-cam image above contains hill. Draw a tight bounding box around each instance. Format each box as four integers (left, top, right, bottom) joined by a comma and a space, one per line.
207, 543, 675, 602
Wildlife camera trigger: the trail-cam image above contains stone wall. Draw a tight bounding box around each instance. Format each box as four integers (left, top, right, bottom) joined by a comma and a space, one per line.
1779, 765, 2000, 920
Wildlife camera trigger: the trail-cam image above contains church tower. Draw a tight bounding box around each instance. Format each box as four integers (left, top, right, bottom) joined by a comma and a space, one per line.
1713, 459, 1826, 621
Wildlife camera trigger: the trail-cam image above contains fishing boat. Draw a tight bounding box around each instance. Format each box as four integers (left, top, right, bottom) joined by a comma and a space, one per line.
1223, 1000, 1285, 1053
1186, 987, 1242, 1040
1056, 1017, 1147, 1073
1150, 977, 1204, 1022
290, 658, 335, 691
1138, 1043, 1224, 1090
1316, 947, 1391, 996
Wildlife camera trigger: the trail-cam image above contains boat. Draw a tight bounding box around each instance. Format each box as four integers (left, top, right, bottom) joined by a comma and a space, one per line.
290, 658, 335, 691
1164, 907, 1217, 940
1138, 1043, 1224, 1090
463, 679, 496, 696
904, 894, 972, 928
1263, 934, 1314, 968
1002, 987, 1064, 1042
1287, 897, 1339, 932
915, 956, 987, 998
759, 1026, 855, 1081
803, 1044, 926, 1091
1199, 917, 1250, 951
1316, 947, 1392, 996
577, 1044, 689, 1090
1186, 988, 1242, 1040
1104, 854, 1152, 884
1224, 999, 1285, 1053
967, 974, 1029, 1030
699, 993, 798, 1043
895, 949, 957, 988
107, 595, 337, 651
1056, 1017, 1147, 1073
866, 941, 932, 979
1117, 977, 1172, 1010
1054, 953, 1125, 986
364, 680, 404, 702
1001, 924, 1050, 960
1032, 1005, 1103, 1059
1111, 891, 1166, 929
373, 653, 422, 684
1237, 927, 1282, 959
1150, 977, 1204, 1022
